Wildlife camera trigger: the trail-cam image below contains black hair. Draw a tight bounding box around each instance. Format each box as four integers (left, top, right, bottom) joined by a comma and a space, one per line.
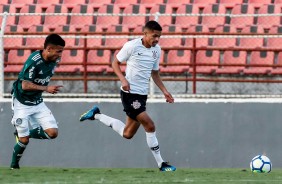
44, 34, 65, 49
144, 20, 162, 31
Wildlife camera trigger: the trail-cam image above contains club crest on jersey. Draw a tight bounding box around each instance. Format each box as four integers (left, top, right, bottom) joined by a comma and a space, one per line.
15, 118, 22, 125
131, 100, 141, 109
152, 51, 157, 59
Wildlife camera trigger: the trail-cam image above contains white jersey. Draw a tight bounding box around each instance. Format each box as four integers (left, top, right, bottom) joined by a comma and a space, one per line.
116, 38, 161, 95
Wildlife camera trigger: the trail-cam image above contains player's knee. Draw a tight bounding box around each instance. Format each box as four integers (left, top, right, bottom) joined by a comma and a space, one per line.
123, 132, 134, 139
19, 137, 29, 145
45, 128, 58, 139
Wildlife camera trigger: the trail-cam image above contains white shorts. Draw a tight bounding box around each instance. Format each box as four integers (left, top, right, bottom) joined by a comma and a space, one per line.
11, 97, 58, 138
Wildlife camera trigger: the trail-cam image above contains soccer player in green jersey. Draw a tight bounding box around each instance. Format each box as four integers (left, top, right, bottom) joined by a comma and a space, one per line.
10, 34, 65, 169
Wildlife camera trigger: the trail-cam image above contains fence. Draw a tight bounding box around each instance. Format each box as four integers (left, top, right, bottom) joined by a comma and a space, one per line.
2, 2, 282, 98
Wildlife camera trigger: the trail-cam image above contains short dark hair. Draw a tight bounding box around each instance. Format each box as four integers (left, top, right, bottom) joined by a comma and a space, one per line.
144, 20, 162, 31
44, 34, 65, 49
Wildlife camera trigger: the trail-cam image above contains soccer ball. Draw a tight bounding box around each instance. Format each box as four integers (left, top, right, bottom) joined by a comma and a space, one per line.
250, 155, 272, 173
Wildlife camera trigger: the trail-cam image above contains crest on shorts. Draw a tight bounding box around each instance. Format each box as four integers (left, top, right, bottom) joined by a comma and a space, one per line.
131, 100, 141, 109
16, 118, 22, 125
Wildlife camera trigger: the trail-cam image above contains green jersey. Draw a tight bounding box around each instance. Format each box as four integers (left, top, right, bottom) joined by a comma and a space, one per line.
12, 50, 58, 106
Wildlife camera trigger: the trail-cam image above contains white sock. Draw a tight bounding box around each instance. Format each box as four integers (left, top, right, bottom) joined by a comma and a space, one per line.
146, 132, 164, 168
95, 114, 125, 137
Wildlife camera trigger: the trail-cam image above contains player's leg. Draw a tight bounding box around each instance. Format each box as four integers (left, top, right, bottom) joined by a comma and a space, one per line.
30, 102, 58, 139
136, 111, 176, 171
10, 98, 31, 169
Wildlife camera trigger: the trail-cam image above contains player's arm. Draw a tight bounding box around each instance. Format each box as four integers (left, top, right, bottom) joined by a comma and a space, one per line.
112, 56, 130, 92
151, 70, 174, 103
22, 80, 62, 94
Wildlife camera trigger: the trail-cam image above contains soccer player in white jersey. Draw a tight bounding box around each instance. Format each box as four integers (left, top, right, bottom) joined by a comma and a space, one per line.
80, 21, 176, 171
9, 34, 65, 169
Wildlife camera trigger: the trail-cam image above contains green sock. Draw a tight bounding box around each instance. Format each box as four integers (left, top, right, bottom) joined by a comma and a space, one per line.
29, 127, 50, 139
10, 141, 27, 168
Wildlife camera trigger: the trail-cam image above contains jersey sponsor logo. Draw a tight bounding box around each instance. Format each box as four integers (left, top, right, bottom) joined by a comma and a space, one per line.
152, 50, 157, 59
39, 70, 43, 74
34, 76, 51, 85
29, 66, 35, 78
131, 100, 141, 109
32, 53, 41, 61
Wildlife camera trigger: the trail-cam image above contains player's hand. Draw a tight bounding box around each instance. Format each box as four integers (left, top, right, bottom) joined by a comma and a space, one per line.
121, 79, 130, 93
164, 92, 174, 103
47, 85, 63, 94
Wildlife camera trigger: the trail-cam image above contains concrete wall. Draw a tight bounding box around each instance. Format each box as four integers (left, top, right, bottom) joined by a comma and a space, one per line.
1, 99, 282, 168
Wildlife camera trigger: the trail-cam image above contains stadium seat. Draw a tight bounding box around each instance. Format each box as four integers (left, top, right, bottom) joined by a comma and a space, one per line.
18, 5, 43, 29
166, 0, 191, 4
267, 26, 282, 49
62, 0, 86, 6
27, 24, 50, 33
44, 4, 68, 28
88, 0, 112, 3
216, 51, 246, 74
70, 4, 95, 28
162, 25, 183, 33
0, 4, 20, 26
213, 25, 237, 48
107, 24, 130, 33
114, 0, 138, 4
139, 0, 164, 4
248, 0, 273, 7
54, 25, 85, 47
25, 34, 45, 48
175, 4, 200, 29
185, 24, 210, 48
37, 0, 61, 4
132, 25, 144, 33
230, 4, 255, 29
194, 50, 220, 74
239, 25, 264, 49
202, 4, 227, 29
104, 37, 128, 51
274, 0, 282, 3
96, 4, 122, 28
244, 51, 274, 75
158, 37, 182, 48
272, 52, 282, 74
257, 4, 282, 29
220, 0, 244, 8
161, 50, 190, 73
87, 50, 111, 73
56, 50, 84, 73
192, 0, 217, 4
11, 0, 35, 5
149, 4, 174, 27
122, 4, 149, 28
81, 25, 103, 47
5, 49, 31, 73
3, 25, 23, 48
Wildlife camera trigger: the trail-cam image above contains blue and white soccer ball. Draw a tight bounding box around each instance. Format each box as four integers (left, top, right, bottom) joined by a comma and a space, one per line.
250, 155, 272, 173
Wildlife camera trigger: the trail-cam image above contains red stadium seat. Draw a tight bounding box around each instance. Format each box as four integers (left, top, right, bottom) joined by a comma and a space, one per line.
87, 50, 111, 73
194, 50, 220, 74
244, 51, 274, 75
5, 49, 31, 73
213, 25, 238, 48
267, 26, 282, 49
185, 25, 210, 48
107, 24, 130, 33
216, 51, 246, 74
114, 0, 138, 4
3, 25, 23, 48
274, 0, 282, 3
62, 0, 87, 6
37, 0, 61, 4
162, 25, 183, 33
140, 0, 164, 4
18, 5, 43, 29
88, 0, 112, 3
44, 4, 68, 28
122, 4, 148, 28
0, 4, 21, 26
272, 52, 282, 74
230, 4, 255, 29
27, 25, 50, 33
150, 4, 174, 27
239, 25, 264, 49
192, 0, 217, 4
11, 0, 35, 5
104, 38, 128, 50
220, 0, 244, 8
166, 0, 191, 4
202, 4, 227, 29
257, 4, 282, 29
81, 25, 103, 47
158, 37, 182, 48
249, 0, 272, 7
70, 4, 95, 28
175, 4, 200, 29
96, 4, 122, 28
161, 50, 190, 73
56, 50, 84, 73
54, 25, 85, 47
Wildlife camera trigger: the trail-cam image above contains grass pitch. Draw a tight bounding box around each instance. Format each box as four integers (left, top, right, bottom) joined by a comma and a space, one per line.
1, 167, 282, 184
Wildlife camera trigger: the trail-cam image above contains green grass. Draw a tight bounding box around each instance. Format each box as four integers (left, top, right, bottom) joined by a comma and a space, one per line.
1, 167, 282, 184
